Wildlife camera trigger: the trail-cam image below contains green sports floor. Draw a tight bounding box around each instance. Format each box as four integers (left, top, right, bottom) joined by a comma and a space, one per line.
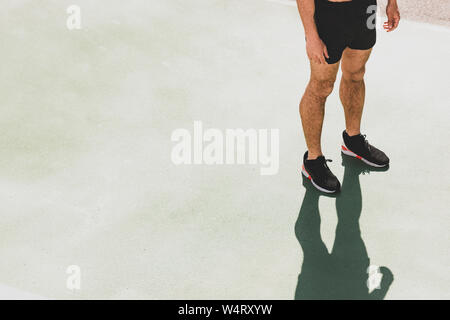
0, 0, 449, 299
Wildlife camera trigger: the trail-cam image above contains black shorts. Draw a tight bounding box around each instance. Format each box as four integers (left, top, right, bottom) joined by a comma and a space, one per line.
314, 0, 377, 64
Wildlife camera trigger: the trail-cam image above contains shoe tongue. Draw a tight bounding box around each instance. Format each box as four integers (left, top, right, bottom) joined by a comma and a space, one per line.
345, 133, 365, 148
308, 155, 326, 166
306, 155, 325, 162
316, 156, 326, 162
313, 156, 331, 171
349, 133, 364, 142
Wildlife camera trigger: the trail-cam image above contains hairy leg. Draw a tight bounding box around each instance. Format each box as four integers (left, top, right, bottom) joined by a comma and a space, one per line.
339, 48, 372, 136
300, 60, 340, 159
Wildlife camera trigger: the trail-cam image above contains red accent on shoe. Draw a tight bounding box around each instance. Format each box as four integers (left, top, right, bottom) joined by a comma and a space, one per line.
302, 165, 312, 180
343, 145, 362, 160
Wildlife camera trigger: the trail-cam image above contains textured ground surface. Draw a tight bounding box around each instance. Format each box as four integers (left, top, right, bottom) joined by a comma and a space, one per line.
285, 0, 450, 27
0, 0, 449, 299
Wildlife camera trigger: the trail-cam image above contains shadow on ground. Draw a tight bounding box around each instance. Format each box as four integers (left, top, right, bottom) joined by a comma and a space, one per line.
294, 155, 394, 300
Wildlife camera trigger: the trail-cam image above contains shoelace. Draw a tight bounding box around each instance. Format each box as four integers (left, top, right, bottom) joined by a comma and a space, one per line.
362, 134, 371, 151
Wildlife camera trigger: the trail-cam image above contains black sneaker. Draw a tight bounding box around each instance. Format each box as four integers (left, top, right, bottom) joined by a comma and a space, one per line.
341, 131, 390, 168
341, 153, 390, 174
301, 152, 341, 193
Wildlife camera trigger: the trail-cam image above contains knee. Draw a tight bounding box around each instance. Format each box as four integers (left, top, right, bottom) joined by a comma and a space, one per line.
342, 67, 366, 82
309, 79, 335, 99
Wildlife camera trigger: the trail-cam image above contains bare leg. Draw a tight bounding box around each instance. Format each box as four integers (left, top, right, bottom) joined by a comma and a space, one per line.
339, 48, 372, 136
300, 60, 340, 159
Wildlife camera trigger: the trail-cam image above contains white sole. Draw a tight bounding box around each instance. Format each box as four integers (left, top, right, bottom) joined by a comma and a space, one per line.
301, 165, 337, 194
341, 144, 388, 168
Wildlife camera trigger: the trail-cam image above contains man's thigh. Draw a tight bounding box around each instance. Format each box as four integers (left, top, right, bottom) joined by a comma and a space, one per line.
310, 60, 340, 83
341, 48, 372, 75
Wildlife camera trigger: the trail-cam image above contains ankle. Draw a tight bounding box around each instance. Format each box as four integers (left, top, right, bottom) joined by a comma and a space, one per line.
345, 129, 361, 137
307, 151, 323, 160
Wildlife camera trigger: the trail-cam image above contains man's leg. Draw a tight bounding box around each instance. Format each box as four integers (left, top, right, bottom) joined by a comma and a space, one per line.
339, 48, 372, 136
339, 47, 389, 167
300, 60, 340, 159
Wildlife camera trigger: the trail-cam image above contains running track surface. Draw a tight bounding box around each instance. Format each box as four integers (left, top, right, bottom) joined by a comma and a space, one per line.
0, 0, 449, 299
